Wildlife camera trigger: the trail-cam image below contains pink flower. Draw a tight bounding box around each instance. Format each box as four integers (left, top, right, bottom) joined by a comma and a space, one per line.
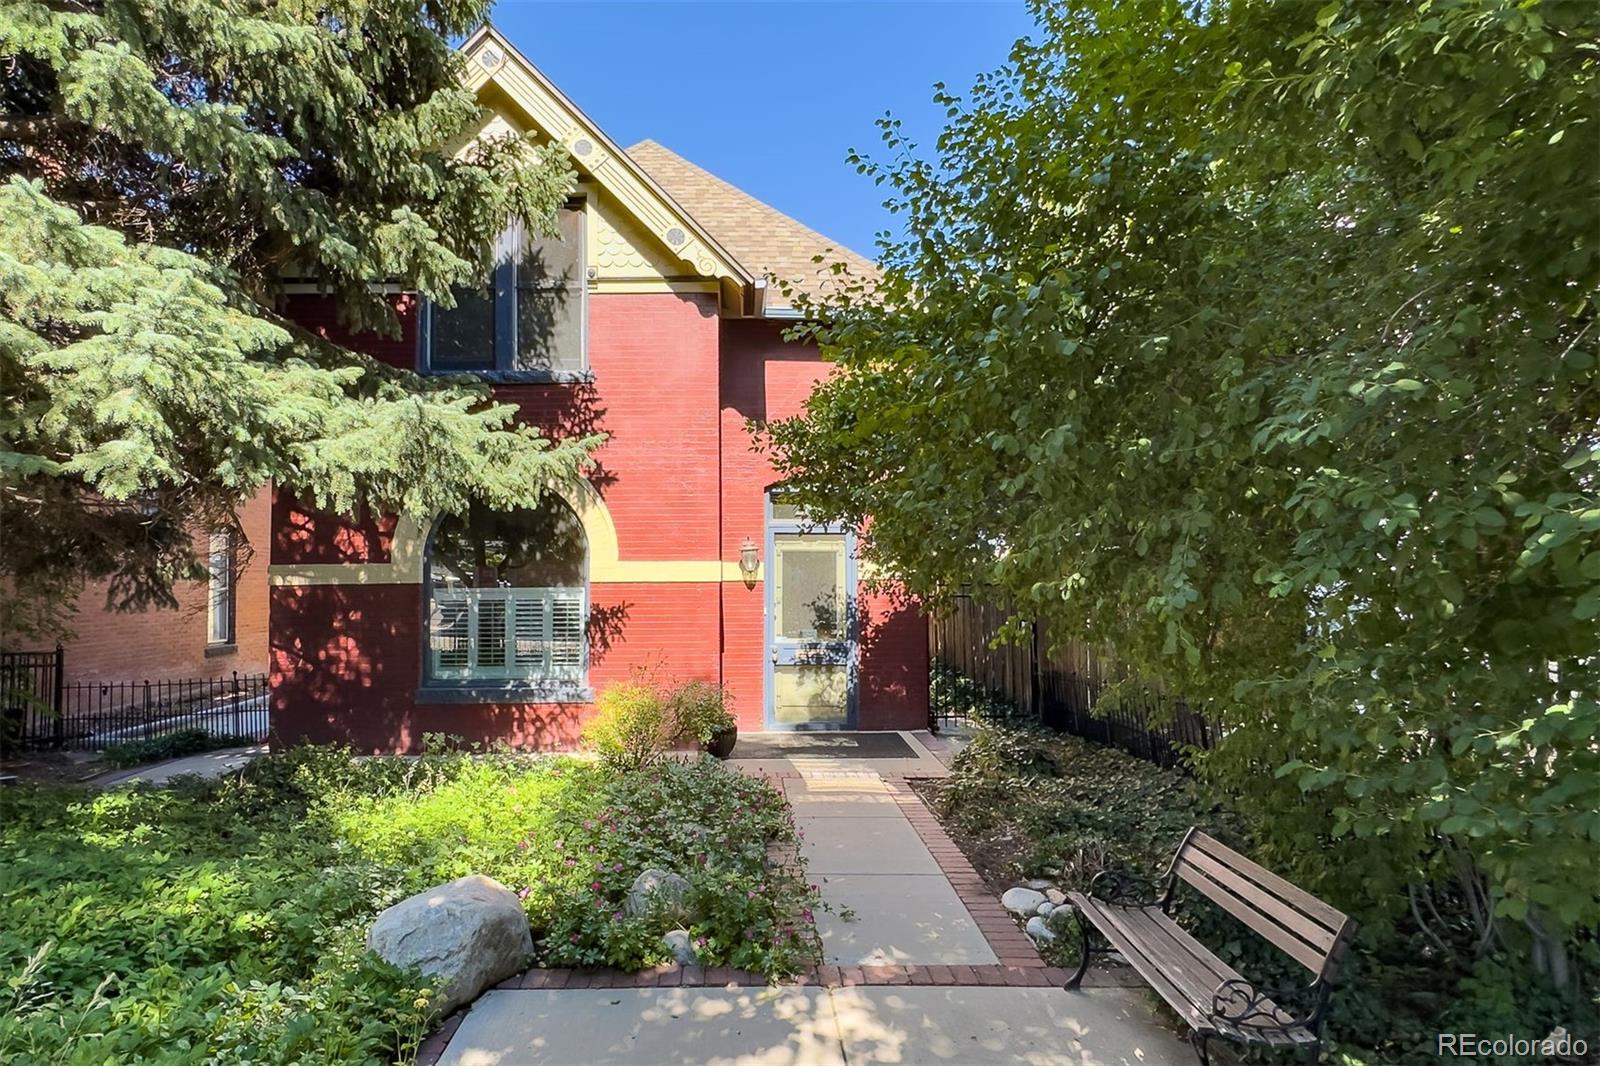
564, 858, 577, 867
612, 911, 623, 921
612, 862, 623, 872
801, 909, 814, 923
590, 881, 603, 892
569, 933, 580, 943
517, 839, 529, 850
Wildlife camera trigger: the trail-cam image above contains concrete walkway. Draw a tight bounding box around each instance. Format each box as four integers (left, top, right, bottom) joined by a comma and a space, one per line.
432, 745, 1190, 1066
438, 985, 1187, 1065
96, 744, 266, 786
787, 775, 996, 967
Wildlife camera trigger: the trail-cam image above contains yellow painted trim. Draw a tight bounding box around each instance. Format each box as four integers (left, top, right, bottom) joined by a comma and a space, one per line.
458, 26, 753, 307
266, 483, 766, 587
590, 279, 721, 295
269, 562, 759, 587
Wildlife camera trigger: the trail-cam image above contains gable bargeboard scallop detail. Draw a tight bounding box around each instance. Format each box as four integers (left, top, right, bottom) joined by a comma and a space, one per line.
459, 25, 758, 315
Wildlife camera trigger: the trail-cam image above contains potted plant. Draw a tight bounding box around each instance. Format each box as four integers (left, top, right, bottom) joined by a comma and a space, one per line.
670, 680, 737, 758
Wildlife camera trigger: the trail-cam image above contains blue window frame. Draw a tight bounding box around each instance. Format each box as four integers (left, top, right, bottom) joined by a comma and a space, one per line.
418, 200, 588, 381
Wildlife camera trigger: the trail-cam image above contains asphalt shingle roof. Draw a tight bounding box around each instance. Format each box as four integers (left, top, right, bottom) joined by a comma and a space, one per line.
626, 139, 879, 311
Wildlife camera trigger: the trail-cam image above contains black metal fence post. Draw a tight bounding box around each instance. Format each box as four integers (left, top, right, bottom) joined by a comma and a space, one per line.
50, 643, 65, 749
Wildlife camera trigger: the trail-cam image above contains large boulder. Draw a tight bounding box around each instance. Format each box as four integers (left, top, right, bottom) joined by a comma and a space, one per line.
625, 868, 693, 921
367, 874, 532, 1015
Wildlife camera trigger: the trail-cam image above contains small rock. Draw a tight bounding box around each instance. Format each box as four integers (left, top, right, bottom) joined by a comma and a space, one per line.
1024, 878, 1054, 892
1036, 901, 1054, 918
625, 868, 693, 920
366, 874, 532, 1016
1026, 915, 1057, 943
1002, 887, 1047, 917
661, 929, 698, 965
1045, 888, 1067, 906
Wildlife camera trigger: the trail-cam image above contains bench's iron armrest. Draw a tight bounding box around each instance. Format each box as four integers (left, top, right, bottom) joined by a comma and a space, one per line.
1209, 977, 1326, 1033
1087, 869, 1169, 908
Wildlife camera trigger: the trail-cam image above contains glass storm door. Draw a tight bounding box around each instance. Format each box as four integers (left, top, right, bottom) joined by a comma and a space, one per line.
765, 500, 855, 729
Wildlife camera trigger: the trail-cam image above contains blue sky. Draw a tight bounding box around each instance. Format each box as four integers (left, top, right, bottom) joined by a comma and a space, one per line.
489, 1, 1038, 258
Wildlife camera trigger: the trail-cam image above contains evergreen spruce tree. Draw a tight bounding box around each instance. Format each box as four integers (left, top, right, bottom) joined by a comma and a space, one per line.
0, 0, 592, 635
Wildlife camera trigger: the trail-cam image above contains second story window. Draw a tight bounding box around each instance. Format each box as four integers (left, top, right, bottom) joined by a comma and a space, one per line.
422, 200, 587, 378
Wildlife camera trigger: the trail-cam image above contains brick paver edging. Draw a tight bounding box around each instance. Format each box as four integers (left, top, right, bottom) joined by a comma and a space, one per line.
878, 775, 1050, 968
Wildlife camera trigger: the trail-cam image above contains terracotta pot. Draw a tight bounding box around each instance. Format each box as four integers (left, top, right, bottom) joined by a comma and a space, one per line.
703, 725, 738, 759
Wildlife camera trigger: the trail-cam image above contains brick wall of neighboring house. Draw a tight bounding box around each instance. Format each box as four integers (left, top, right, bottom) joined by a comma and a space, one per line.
50, 485, 272, 686
268, 296, 926, 751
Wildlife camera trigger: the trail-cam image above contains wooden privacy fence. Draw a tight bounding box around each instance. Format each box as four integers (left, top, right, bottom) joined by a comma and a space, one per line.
928, 594, 1214, 768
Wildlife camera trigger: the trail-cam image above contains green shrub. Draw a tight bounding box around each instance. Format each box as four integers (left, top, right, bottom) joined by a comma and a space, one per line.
581, 681, 674, 771
97, 727, 256, 769
0, 743, 821, 1063
932, 724, 1599, 1064
668, 680, 736, 746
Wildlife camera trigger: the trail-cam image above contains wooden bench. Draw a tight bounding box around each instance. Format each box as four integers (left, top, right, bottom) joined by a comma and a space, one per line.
1063, 828, 1356, 1065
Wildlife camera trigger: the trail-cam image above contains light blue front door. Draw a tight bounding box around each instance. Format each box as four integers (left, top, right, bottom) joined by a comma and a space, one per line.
763, 497, 856, 729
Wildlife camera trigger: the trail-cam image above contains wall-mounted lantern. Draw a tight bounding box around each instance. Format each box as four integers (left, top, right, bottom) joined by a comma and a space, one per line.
738, 537, 760, 587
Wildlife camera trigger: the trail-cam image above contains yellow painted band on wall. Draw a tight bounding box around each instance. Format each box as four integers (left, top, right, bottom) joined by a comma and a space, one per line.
267, 561, 759, 587
267, 482, 766, 587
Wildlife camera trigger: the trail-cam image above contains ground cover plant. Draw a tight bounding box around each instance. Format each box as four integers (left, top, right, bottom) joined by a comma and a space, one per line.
0, 742, 816, 1064
926, 723, 1598, 1063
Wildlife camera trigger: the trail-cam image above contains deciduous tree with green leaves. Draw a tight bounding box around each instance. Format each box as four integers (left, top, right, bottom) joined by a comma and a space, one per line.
0, 1, 596, 635
768, 0, 1598, 992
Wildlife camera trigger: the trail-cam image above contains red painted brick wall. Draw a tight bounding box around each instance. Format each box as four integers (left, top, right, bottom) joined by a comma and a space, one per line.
270, 293, 727, 750
267, 296, 925, 750
718, 320, 928, 731
51, 486, 272, 685
271, 581, 721, 752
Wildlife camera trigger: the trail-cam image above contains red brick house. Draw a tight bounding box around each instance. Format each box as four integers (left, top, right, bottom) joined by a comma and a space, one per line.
268, 28, 926, 752
15, 487, 272, 688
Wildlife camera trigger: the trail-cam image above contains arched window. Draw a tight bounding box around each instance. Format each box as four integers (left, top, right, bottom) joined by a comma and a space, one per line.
426, 496, 587, 686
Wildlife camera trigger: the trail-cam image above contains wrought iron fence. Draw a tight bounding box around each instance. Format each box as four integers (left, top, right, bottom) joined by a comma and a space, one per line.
928, 594, 1214, 768
1, 648, 269, 754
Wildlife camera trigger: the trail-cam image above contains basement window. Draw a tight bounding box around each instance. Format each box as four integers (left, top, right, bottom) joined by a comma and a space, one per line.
420, 200, 588, 379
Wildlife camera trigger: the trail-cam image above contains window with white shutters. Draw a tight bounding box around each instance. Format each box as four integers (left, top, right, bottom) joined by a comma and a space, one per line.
429, 587, 587, 682
424, 497, 588, 688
